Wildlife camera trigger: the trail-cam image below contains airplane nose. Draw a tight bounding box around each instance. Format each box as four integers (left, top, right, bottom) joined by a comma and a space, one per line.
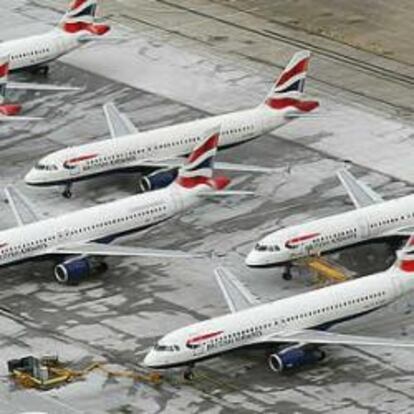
245, 250, 260, 267
24, 169, 38, 185
142, 350, 156, 368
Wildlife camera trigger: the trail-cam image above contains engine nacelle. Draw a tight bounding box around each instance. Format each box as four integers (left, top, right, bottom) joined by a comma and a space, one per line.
54, 258, 90, 285
138, 169, 178, 193
268, 347, 325, 372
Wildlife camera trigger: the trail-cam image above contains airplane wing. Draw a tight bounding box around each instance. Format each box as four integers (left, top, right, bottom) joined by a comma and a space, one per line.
103, 102, 139, 138
257, 329, 414, 348
50, 242, 202, 259
384, 226, 414, 237
4, 185, 41, 226
213, 162, 274, 173
215, 267, 261, 313
7, 82, 81, 91
132, 158, 273, 174
337, 168, 383, 209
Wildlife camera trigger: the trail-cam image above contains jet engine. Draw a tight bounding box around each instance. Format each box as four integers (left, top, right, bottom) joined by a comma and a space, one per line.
54, 257, 107, 285
268, 346, 325, 372
137, 168, 178, 193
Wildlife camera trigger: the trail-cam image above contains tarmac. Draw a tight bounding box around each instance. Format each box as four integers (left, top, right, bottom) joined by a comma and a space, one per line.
0, 1, 414, 413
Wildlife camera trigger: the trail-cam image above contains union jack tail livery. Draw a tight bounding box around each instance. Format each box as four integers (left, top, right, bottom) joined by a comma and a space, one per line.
263, 50, 319, 113
176, 125, 230, 190
397, 235, 414, 272
0, 54, 9, 102
59, 0, 110, 36
0, 55, 21, 116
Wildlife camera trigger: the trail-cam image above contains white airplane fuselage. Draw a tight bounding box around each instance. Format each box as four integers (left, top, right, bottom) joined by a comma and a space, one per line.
0, 29, 82, 72
246, 194, 414, 267
0, 183, 200, 268
144, 265, 411, 369
25, 105, 292, 186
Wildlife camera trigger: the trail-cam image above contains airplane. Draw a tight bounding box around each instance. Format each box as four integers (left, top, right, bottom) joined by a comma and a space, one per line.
245, 168, 414, 279
0, 126, 248, 285
0, 0, 110, 76
24, 49, 320, 198
143, 238, 414, 378
0, 54, 80, 122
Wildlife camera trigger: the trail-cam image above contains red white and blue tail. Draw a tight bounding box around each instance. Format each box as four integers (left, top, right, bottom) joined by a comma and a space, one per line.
0, 55, 9, 103
263, 50, 319, 113
59, 0, 110, 36
176, 126, 230, 190
0, 55, 22, 117
396, 235, 414, 273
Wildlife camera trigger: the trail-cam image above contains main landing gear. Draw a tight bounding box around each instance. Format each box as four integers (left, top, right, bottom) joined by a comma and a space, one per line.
39, 66, 49, 77
62, 183, 73, 199
26, 65, 49, 77
282, 263, 293, 281
183, 364, 195, 381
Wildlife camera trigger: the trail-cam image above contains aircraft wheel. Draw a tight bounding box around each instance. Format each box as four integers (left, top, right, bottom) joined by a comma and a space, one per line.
282, 271, 292, 281
282, 264, 293, 281
62, 189, 72, 199
183, 366, 194, 381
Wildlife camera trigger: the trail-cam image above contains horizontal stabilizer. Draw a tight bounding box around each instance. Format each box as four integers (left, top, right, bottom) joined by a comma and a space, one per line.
215, 267, 260, 313
0, 115, 42, 122
196, 190, 255, 197
50, 242, 203, 259
284, 113, 322, 119
337, 168, 383, 209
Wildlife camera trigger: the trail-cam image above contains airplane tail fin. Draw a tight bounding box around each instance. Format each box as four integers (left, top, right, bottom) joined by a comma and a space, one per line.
0, 55, 22, 117
175, 125, 230, 190
395, 235, 414, 273
59, 0, 110, 36
262, 50, 319, 113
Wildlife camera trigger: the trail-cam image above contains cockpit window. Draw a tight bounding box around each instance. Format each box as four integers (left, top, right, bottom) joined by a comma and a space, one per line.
154, 344, 180, 352
255, 243, 280, 252
35, 163, 58, 171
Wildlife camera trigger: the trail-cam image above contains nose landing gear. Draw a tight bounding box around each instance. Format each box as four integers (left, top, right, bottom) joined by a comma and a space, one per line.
62, 183, 73, 199
183, 364, 195, 381
282, 263, 293, 280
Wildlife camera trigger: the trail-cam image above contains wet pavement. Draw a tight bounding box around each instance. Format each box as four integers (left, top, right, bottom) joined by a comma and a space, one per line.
0, 1, 414, 413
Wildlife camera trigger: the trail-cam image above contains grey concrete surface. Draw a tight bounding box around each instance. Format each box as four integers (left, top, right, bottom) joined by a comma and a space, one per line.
0, 1, 413, 413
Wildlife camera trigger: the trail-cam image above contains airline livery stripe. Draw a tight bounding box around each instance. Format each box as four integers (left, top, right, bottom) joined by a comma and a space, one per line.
400, 259, 414, 272
65, 154, 98, 164
0, 63, 9, 78
276, 58, 309, 87
187, 330, 224, 344
266, 98, 319, 112
287, 232, 320, 245
70, 0, 89, 10
188, 133, 219, 163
